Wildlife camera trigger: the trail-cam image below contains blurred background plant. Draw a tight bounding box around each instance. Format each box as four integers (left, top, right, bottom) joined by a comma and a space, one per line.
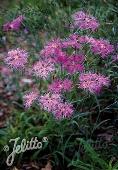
0, 0, 118, 170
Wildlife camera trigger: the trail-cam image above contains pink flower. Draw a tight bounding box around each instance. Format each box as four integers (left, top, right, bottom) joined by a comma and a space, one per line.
55, 50, 67, 64
72, 11, 99, 31
40, 38, 62, 58
39, 93, 62, 112
39, 93, 74, 119
90, 39, 114, 58
5, 48, 28, 70
32, 59, 55, 79
62, 34, 80, 49
62, 54, 85, 74
48, 79, 73, 93
54, 102, 74, 119
79, 73, 110, 94
23, 90, 39, 108
3, 15, 24, 31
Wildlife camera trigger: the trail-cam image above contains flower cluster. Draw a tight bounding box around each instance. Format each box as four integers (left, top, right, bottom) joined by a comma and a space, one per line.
32, 59, 55, 79
79, 73, 110, 94
54, 102, 73, 119
23, 90, 39, 108
72, 11, 99, 31
78, 36, 114, 58
39, 93, 74, 119
39, 36, 84, 75
3, 10, 114, 120
89, 39, 114, 58
62, 34, 80, 49
62, 54, 85, 74
5, 48, 28, 69
39, 93, 62, 112
40, 38, 62, 58
55, 50, 67, 64
56, 54, 84, 74
48, 78, 73, 93
3, 15, 24, 31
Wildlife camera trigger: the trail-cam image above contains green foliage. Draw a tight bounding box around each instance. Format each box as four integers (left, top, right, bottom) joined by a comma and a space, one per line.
69, 138, 118, 170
